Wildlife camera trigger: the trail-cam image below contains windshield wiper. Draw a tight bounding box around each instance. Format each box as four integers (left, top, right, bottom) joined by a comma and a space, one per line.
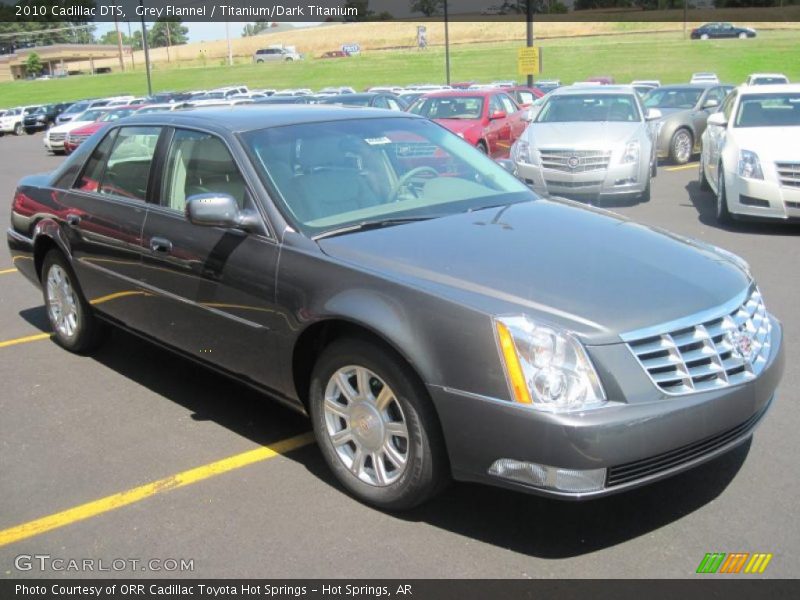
313, 216, 437, 240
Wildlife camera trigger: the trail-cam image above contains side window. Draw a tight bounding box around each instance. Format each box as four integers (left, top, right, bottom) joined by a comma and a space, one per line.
162, 129, 249, 213
489, 95, 504, 115
74, 129, 118, 193
98, 127, 160, 200
722, 91, 738, 120
499, 94, 518, 114
705, 87, 724, 106
372, 96, 390, 109
386, 97, 402, 111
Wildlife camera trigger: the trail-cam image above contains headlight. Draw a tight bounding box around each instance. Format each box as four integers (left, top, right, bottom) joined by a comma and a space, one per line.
511, 138, 534, 165
494, 316, 606, 413
621, 140, 640, 164
737, 149, 763, 180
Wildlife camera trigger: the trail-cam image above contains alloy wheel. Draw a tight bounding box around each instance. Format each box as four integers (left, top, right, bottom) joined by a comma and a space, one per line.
673, 131, 692, 164
323, 365, 410, 487
46, 264, 79, 338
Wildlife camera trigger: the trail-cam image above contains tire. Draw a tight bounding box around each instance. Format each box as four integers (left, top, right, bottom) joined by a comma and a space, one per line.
25, 128, 36, 135
651, 158, 657, 178
738, 32, 747, 39
476, 141, 488, 154
669, 129, 693, 165
256, 59, 264, 64
285, 57, 293, 62
41, 250, 106, 353
309, 337, 449, 511
699, 154, 711, 191
715, 166, 733, 224
14, 123, 23, 136
701, 34, 709, 40
640, 177, 651, 203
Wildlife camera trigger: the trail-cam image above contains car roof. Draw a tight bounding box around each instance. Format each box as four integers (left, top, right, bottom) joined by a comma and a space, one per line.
550, 85, 637, 96
123, 105, 421, 133
658, 83, 717, 90
737, 83, 800, 94
423, 90, 501, 98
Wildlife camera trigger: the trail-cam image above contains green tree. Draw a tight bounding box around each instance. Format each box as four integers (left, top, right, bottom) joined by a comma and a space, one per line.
409, 0, 443, 16
241, 20, 272, 37
98, 30, 133, 46
148, 18, 188, 48
24, 51, 42, 77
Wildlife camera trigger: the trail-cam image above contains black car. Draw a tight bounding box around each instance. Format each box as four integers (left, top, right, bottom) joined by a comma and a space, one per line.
318, 92, 408, 111
23, 103, 72, 134
252, 95, 317, 105
691, 22, 756, 40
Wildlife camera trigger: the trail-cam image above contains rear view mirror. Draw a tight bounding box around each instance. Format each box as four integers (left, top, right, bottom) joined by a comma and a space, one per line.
645, 108, 662, 121
703, 98, 720, 110
186, 194, 260, 231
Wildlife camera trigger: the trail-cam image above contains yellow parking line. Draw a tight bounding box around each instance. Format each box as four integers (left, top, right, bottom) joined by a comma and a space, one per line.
0, 332, 51, 349
0, 268, 18, 275
665, 162, 699, 172
0, 431, 315, 548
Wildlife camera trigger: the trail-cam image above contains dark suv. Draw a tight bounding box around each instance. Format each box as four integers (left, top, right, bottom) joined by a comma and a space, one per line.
23, 103, 72, 134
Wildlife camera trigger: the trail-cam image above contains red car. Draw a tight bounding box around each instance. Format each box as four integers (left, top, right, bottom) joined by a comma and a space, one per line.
408, 90, 527, 158
64, 105, 144, 154
505, 85, 545, 108
320, 50, 349, 59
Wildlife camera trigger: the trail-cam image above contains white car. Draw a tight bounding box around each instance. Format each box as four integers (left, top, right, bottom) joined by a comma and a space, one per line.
43, 107, 109, 153
0, 106, 39, 136
691, 72, 720, 84
744, 73, 789, 86
700, 84, 800, 223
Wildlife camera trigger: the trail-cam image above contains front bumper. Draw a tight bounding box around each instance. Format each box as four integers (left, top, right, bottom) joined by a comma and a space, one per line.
429, 315, 783, 499
726, 172, 800, 220
43, 136, 65, 151
516, 160, 647, 200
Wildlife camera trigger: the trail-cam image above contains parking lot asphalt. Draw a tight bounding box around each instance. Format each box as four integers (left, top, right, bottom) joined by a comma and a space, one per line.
0, 133, 798, 579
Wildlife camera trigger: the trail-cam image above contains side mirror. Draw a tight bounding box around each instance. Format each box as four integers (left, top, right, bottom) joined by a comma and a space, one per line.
645, 108, 662, 121
186, 193, 260, 231
703, 98, 719, 110
489, 110, 507, 121
707, 112, 728, 127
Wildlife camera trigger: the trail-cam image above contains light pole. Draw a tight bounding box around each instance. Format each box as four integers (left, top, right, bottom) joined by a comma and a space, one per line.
139, 0, 152, 96
443, 0, 451, 85
526, 0, 534, 87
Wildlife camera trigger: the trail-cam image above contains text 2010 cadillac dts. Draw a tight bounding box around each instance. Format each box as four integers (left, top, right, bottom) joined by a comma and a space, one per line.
7, 106, 783, 510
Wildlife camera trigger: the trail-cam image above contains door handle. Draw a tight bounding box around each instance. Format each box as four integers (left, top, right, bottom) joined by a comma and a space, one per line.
150, 237, 173, 253
66, 214, 81, 226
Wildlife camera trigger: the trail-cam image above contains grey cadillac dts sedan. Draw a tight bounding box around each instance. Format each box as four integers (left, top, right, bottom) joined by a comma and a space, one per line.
7, 106, 783, 510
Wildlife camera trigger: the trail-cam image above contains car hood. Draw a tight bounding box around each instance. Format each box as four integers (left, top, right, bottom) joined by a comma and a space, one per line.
317, 199, 751, 345
655, 107, 692, 119
731, 126, 800, 159
49, 120, 93, 134
526, 121, 642, 148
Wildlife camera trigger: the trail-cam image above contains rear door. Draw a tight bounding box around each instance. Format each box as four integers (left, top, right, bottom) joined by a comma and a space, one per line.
138, 127, 283, 388
64, 125, 162, 328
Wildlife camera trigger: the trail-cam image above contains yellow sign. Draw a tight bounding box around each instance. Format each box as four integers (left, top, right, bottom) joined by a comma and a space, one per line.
517, 46, 540, 76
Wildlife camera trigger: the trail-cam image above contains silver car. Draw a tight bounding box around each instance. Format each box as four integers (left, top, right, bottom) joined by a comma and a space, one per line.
253, 47, 302, 63
512, 86, 659, 203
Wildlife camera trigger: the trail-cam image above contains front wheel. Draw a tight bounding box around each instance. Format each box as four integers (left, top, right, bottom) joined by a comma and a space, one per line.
716, 167, 733, 224
669, 129, 693, 164
309, 338, 448, 511
42, 250, 106, 353
701, 34, 709, 40
14, 123, 23, 136
640, 177, 651, 203
738, 32, 747, 39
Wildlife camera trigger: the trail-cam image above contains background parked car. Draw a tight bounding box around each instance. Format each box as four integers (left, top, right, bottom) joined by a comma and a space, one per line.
44, 106, 111, 154
23, 103, 71, 134
408, 89, 526, 158
318, 93, 408, 111
63, 105, 144, 154
690, 72, 721, 84
644, 83, 733, 164
745, 73, 789, 86
691, 22, 756, 40
0, 106, 40, 136
506, 85, 544, 108
56, 99, 110, 125
320, 50, 349, 59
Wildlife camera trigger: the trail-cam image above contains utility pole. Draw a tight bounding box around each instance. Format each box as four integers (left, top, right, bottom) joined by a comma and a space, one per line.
443, 0, 451, 85
114, 15, 125, 71
526, 0, 534, 87
165, 21, 172, 62
226, 22, 233, 66
683, 0, 688, 40
127, 21, 135, 69
139, 0, 152, 96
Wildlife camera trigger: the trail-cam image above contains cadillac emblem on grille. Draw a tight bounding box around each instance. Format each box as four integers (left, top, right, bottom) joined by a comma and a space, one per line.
728, 327, 756, 363
567, 156, 580, 169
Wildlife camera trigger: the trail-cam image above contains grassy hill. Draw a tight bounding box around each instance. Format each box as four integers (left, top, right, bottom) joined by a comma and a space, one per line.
1, 29, 798, 107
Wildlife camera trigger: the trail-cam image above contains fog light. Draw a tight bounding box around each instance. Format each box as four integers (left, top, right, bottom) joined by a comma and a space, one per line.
614, 177, 637, 186
488, 458, 606, 493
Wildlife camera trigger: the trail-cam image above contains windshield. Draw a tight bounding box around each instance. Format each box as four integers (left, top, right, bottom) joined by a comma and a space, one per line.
644, 88, 703, 109
100, 108, 136, 122
409, 96, 484, 120
62, 102, 88, 115
75, 109, 108, 122
536, 94, 641, 122
241, 117, 533, 237
751, 77, 788, 85
735, 93, 800, 127
328, 96, 371, 106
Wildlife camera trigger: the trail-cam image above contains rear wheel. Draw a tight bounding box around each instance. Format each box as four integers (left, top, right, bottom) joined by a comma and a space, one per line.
42, 250, 106, 353
13, 123, 23, 136
701, 34, 709, 40
309, 338, 448, 511
669, 129, 693, 164
738, 32, 747, 39
716, 166, 733, 224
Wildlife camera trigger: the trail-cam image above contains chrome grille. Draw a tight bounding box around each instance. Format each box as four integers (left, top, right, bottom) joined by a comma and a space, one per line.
625, 287, 771, 395
544, 179, 604, 189
775, 161, 800, 187
49, 133, 65, 142
539, 149, 611, 173
69, 134, 90, 144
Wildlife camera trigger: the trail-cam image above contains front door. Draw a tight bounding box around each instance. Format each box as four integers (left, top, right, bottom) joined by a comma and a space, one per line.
138, 127, 283, 389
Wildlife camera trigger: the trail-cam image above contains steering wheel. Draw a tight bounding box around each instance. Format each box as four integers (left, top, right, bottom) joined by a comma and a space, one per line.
388, 166, 439, 203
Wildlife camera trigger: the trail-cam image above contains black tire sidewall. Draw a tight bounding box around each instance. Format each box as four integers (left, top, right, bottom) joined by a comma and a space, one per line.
309, 338, 446, 510
716, 167, 732, 223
